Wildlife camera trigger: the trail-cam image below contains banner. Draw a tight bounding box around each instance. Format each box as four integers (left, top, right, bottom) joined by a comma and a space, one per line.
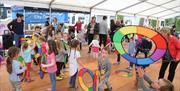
0, 24, 8, 35
25, 12, 68, 24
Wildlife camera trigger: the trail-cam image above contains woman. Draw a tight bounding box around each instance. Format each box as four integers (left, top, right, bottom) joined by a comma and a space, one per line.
158, 27, 180, 82
110, 19, 116, 42
87, 16, 99, 53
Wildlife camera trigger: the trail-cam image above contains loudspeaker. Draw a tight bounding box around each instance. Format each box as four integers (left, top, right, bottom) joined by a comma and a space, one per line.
3, 35, 13, 49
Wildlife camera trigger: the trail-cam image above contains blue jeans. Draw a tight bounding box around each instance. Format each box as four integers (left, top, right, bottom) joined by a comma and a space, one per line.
49, 73, 56, 91
14, 33, 24, 47
69, 70, 78, 88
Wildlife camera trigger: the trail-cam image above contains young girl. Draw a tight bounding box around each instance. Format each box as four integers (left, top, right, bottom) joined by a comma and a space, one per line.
137, 67, 174, 91
89, 35, 100, 59
55, 40, 68, 80
39, 36, 47, 55
6, 47, 26, 91
98, 47, 112, 91
21, 41, 35, 82
41, 40, 58, 91
127, 37, 136, 70
69, 39, 81, 88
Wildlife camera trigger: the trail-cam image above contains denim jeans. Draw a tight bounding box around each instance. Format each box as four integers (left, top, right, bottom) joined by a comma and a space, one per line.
98, 77, 111, 91
49, 73, 56, 91
14, 33, 24, 47
10, 81, 22, 91
69, 70, 78, 88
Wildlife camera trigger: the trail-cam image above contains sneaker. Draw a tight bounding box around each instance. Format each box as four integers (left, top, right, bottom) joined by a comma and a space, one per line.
46, 88, 51, 91
56, 76, 63, 80
107, 87, 112, 91
126, 67, 132, 70
113, 62, 120, 65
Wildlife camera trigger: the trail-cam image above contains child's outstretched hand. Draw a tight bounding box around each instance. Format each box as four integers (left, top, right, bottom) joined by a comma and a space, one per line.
137, 67, 145, 77
41, 64, 46, 68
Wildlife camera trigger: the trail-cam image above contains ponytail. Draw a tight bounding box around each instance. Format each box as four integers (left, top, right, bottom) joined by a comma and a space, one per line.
6, 46, 20, 74
6, 57, 12, 74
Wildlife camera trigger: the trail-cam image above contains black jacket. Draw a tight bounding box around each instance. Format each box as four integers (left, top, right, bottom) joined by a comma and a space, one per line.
87, 23, 99, 35
7, 19, 24, 35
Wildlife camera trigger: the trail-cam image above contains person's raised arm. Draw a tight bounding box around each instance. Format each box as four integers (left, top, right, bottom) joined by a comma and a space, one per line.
137, 67, 153, 91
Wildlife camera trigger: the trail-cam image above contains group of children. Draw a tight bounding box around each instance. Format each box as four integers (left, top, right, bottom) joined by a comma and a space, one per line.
4, 24, 176, 91
5, 24, 113, 91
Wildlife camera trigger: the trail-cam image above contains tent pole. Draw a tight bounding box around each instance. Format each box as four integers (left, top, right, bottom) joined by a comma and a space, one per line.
89, 8, 92, 22
115, 11, 118, 21
49, 0, 55, 24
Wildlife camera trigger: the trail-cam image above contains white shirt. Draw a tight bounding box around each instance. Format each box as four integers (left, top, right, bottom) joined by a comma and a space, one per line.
89, 40, 100, 47
99, 20, 108, 35
69, 50, 80, 76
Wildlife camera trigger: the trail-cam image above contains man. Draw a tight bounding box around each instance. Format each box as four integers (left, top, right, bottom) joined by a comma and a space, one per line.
7, 13, 24, 47
99, 16, 108, 47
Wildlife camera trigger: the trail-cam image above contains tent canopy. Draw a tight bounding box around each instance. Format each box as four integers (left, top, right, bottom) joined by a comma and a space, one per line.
1, 0, 180, 19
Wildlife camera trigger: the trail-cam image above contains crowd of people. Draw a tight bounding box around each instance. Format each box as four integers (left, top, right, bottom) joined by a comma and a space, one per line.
2, 13, 180, 91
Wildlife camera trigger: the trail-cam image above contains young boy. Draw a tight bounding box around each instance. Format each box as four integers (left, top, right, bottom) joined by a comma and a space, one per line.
98, 47, 112, 91
137, 67, 174, 91
32, 26, 41, 41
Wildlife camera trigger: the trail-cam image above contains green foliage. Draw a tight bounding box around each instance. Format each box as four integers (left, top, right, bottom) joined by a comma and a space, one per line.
175, 16, 180, 31
165, 18, 175, 26
117, 15, 124, 20
150, 19, 157, 28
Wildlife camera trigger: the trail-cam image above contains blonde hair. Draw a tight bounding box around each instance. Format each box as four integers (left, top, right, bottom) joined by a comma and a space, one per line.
160, 79, 174, 91
55, 40, 63, 51
94, 34, 99, 40
159, 27, 171, 37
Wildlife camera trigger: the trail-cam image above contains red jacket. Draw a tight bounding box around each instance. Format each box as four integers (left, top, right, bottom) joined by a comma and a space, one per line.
168, 35, 180, 60
74, 22, 82, 32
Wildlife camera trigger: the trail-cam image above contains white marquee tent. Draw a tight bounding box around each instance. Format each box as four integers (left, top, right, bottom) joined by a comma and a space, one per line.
1, 0, 180, 19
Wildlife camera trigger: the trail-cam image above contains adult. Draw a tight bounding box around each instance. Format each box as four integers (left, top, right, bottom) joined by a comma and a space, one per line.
58, 23, 64, 33
158, 27, 180, 82
7, 13, 24, 47
115, 20, 122, 64
110, 19, 116, 42
52, 17, 59, 32
99, 16, 108, 47
87, 16, 99, 53
45, 17, 50, 26
47, 25, 55, 40
74, 18, 82, 33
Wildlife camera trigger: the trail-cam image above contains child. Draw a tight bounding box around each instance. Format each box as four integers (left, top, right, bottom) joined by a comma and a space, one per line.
32, 26, 41, 41
98, 47, 112, 91
34, 26, 42, 35
39, 36, 47, 55
89, 35, 100, 59
62, 33, 70, 67
6, 47, 26, 91
21, 41, 35, 82
127, 37, 136, 70
137, 67, 174, 91
77, 30, 85, 50
55, 40, 68, 80
69, 39, 81, 88
41, 40, 58, 91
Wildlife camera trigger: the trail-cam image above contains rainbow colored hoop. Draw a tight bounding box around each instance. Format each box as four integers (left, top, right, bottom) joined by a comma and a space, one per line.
78, 68, 97, 91
113, 26, 167, 65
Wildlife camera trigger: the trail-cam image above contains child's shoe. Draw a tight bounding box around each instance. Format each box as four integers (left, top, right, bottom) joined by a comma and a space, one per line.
126, 67, 132, 70
56, 76, 63, 80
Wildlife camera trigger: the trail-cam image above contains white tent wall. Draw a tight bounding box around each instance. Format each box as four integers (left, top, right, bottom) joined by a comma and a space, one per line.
1, 0, 49, 9
51, 4, 90, 12
1, 0, 179, 27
